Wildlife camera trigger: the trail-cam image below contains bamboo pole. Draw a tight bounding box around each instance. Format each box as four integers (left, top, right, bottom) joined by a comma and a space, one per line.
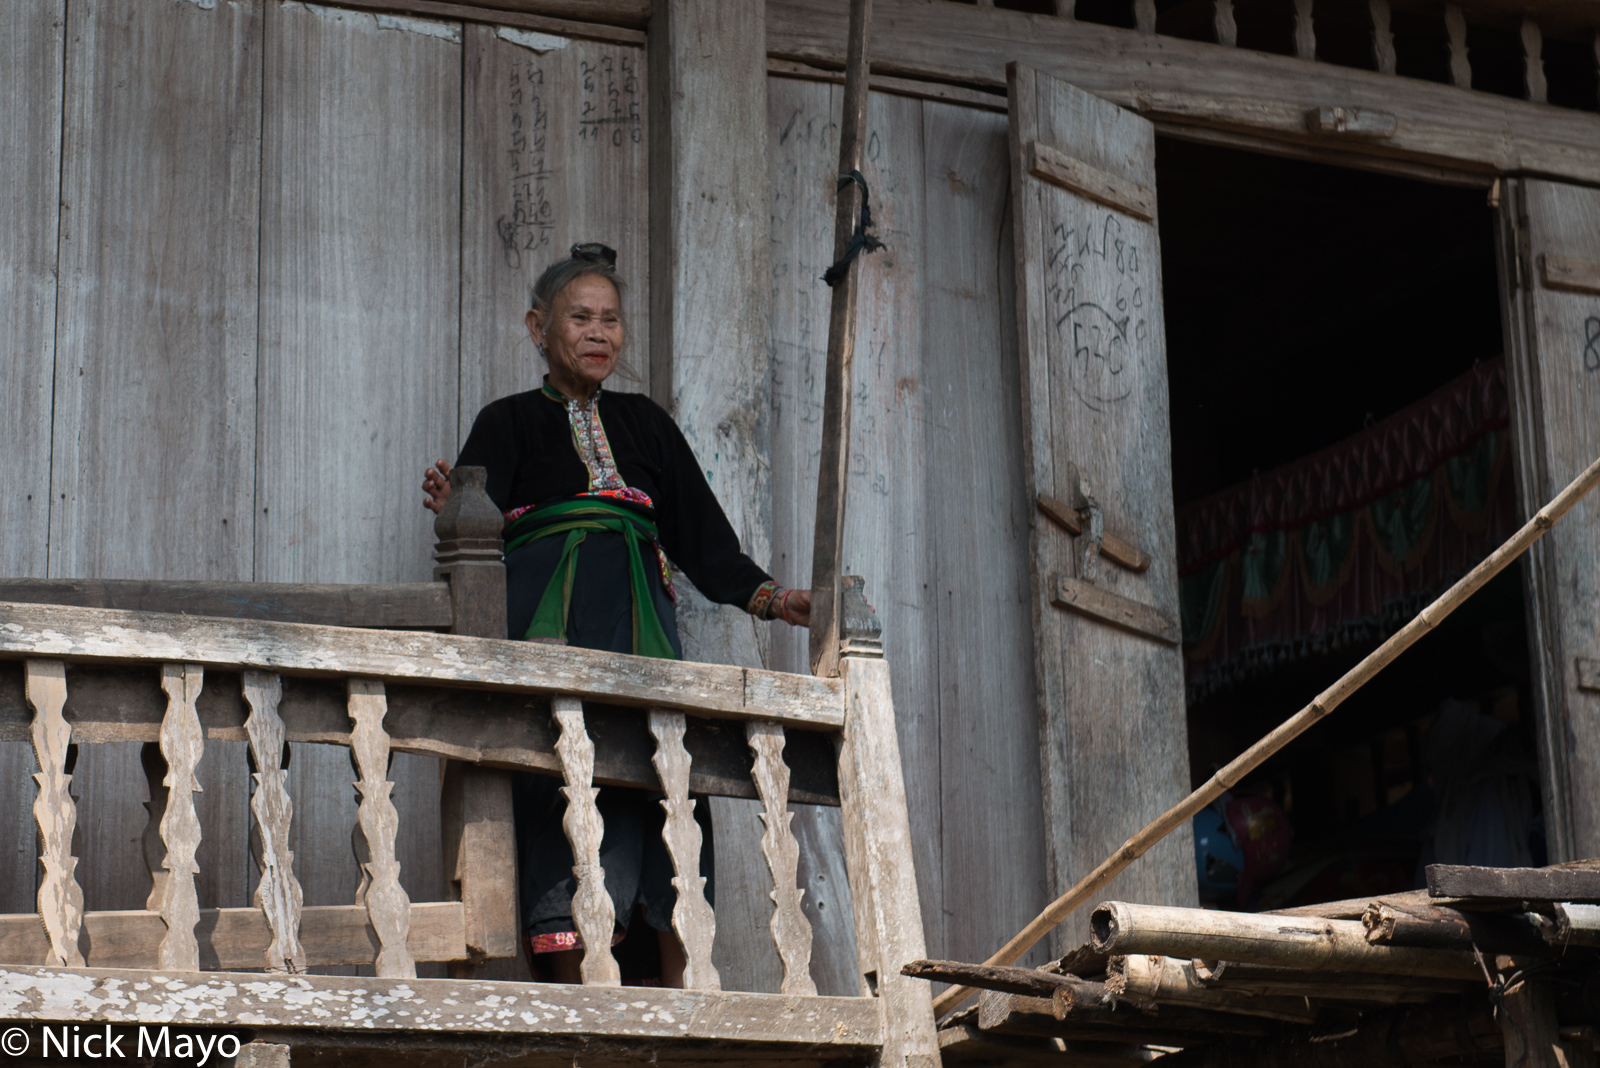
1091, 901, 1480, 979
808, 0, 873, 679
930, 452, 1600, 1017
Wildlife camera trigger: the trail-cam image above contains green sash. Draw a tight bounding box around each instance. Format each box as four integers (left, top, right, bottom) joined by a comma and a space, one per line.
504, 499, 677, 660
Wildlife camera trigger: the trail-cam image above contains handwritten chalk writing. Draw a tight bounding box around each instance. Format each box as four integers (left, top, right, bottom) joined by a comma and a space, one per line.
1585, 316, 1599, 371
497, 60, 554, 270
578, 53, 642, 146
1044, 209, 1152, 412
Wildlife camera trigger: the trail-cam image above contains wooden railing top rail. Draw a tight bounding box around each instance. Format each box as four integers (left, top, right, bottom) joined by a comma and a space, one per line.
0, 601, 844, 729
0, 578, 453, 630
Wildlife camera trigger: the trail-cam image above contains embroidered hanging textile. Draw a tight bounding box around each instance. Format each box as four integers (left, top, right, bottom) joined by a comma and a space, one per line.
1177, 358, 1516, 701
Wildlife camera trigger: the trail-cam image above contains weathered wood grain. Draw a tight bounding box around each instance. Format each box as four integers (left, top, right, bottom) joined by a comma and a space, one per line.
768, 59, 1006, 112
746, 722, 815, 996
835, 653, 938, 1065
0, 579, 453, 630
0, 901, 467, 970
1008, 64, 1196, 952
1579, 658, 1600, 693
1426, 863, 1600, 903
50, 0, 260, 582
553, 696, 620, 985
257, 0, 459, 588
244, 671, 306, 973
439, 762, 518, 968
648, 709, 719, 990
0, 0, 62, 583
461, 24, 650, 437
323, 0, 645, 43
0, 964, 885, 1045
26, 661, 83, 966
1036, 494, 1151, 572
1498, 178, 1600, 861
1539, 252, 1600, 296
1027, 141, 1155, 221
767, 0, 1600, 185
156, 664, 205, 971
0, 602, 845, 729
1369, 0, 1395, 74
347, 680, 415, 978
1052, 576, 1182, 646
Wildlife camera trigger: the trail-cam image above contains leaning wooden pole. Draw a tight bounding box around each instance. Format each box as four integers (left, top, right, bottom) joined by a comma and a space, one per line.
931, 451, 1600, 1017
808, 0, 873, 679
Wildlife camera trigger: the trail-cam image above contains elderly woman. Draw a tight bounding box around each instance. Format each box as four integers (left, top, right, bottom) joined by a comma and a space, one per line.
422, 243, 809, 986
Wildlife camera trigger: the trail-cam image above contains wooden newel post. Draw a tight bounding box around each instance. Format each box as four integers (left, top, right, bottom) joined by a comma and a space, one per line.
433, 465, 519, 977
834, 577, 940, 1068
432, 465, 507, 640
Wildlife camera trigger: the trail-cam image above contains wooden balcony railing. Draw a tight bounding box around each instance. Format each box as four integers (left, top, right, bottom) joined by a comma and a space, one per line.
0, 469, 938, 1066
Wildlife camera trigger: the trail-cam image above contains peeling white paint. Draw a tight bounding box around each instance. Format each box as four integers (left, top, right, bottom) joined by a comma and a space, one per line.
280, 2, 461, 43
495, 26, 570, 53
174, 0, 218, 9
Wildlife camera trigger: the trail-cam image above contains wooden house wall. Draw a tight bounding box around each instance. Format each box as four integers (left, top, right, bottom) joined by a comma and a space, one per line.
766, 76, 1051, 969
0, 0, 651, 950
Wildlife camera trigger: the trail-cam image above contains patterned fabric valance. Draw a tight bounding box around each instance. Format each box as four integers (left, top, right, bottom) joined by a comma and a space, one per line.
1177, 359, 1516, 700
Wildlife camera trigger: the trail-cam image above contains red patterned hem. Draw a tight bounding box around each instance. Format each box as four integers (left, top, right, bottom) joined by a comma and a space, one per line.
526, 929, 626, 955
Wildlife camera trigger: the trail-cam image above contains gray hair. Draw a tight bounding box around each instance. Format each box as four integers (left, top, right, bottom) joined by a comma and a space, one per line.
530, 252, 625, 314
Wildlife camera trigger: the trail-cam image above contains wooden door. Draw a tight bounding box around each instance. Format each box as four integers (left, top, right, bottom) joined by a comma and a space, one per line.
1007, 63, 1195, 947
1498, 179, 1600, 862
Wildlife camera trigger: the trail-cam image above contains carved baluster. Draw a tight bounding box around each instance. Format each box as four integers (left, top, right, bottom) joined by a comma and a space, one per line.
746, 720, 816, 996
1293, 0, 1315, 60
1054, 0, 1075, 18
244, 672, 305, 973
647, 708, 719, 990
1522, 19, 1547, 103
1369, 0, 1396, 74
1445, 5, 1471, 89
552, 696, 620, 985
1134, 0, 1156, 34
1214, 0, 1237, 46
348, 679, 414, 978
157, 663, 205, 971
27, 659, 83, 967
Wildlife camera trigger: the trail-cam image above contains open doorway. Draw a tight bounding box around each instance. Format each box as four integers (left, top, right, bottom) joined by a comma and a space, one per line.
1156, 138, 1543, 910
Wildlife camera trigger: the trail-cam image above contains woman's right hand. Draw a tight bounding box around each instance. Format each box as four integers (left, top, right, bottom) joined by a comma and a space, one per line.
422, 459, 453, 514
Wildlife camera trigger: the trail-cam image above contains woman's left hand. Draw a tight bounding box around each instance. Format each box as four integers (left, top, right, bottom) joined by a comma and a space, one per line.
780, 588, 811, 628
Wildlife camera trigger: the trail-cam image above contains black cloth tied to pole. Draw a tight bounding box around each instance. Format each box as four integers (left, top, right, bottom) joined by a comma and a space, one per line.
822, 169, 885, 287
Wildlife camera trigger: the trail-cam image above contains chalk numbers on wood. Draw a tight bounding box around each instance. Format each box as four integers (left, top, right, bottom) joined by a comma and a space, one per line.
578, 53, 641, 147
1584, 316, 1599, 372
499, 61, 553, 270
1045, 212, 1150, 413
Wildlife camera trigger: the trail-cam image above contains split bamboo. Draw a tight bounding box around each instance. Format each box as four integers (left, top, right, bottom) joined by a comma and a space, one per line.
930, 451, 1600, 1017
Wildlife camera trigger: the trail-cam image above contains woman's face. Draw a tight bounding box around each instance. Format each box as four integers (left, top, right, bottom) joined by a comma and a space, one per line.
527, 274, 623, 397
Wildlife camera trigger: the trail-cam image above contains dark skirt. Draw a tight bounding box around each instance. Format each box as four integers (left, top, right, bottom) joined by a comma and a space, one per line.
505, 530, 712, 945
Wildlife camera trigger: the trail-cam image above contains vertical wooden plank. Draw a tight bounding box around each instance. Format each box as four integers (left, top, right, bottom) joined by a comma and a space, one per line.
746, 721, 816, 996
347, 679, 414, 979
50, 0, 260, 581
156, 663, 205, 971
767, 77, 938, 976
256, 0, 460, 587
26, 660, 83, 967
440, 763, 518, 974
552, 696, 621, 986
259, 1, 458, 921
244, 671, 306, 973
1500, 178, 1600, 861
790, 803, 860, 996
1007, 64, 1196, 953
647, 709, 720, 990
837, 651, 938, 1066
461, 24, 650, 433
920, 99, 1050, 971
0, 0, 63, 583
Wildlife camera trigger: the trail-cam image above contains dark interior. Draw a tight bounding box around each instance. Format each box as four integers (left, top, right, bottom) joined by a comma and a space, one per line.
1155, 137, 1543, 909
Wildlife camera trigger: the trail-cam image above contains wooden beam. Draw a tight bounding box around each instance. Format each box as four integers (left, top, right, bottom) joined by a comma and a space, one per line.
901, 959, 1090, 1000
309, 0, 647, 42
766, 57, 1005, 112
0, 661, 844, 805
1052, 577, 1181, 646
1539, 253, 1600, 296
0, 964, 886, 1045
1427, 863, 1600, 903
766, 0, 1600, 184
0, 902, 467, 969
426, 0, 650, 27
1036, 494, 1151, 572
0, 579, 452, 630
0, 601, 844, 728
1025, 140, 1156, 221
